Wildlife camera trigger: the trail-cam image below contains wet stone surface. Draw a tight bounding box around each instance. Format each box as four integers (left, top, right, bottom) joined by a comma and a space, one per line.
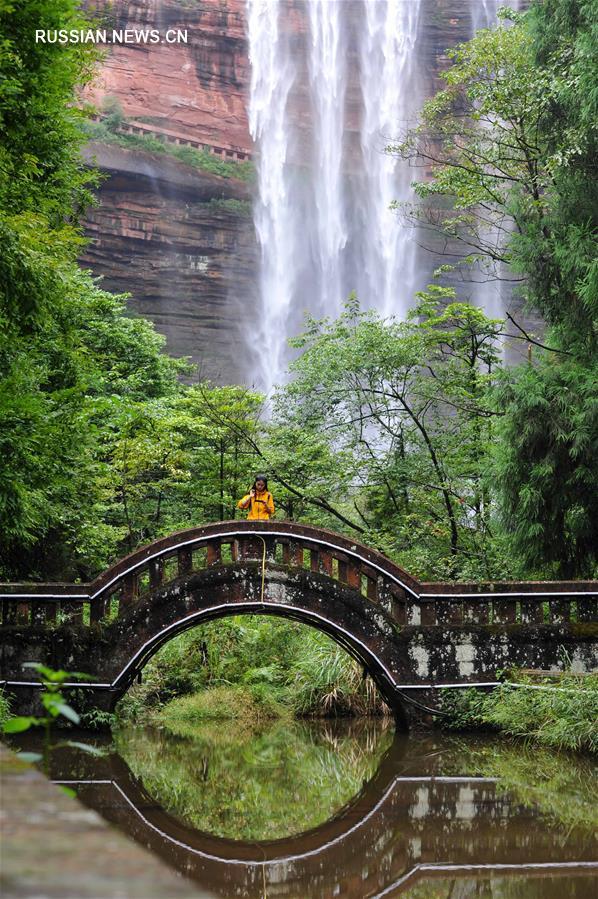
0, 744, 209, 899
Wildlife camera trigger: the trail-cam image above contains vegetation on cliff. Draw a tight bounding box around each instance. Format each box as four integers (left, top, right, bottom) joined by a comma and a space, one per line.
83, 106, 254, 183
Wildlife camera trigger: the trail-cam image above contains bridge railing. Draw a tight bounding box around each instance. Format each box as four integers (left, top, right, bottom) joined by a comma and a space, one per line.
1, 523, 596, 629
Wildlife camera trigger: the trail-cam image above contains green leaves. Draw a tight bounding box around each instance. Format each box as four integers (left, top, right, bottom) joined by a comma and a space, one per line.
22, 662, 85, 682
3, 716, 41, 733
495, 353, 598, 576
394, 0, 598, 576
1, 662, 105, 776
40, 695, 80, 725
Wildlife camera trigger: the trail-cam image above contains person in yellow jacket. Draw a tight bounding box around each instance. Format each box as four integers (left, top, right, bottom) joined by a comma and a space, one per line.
237, 474, 275, 520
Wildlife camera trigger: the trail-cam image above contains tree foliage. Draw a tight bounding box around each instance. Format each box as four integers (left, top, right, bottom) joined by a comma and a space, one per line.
397, 1, 598, 576
269, 292, 508, 579
495, 0, 598, 576
2, 0, 596, 585
0, 2, 263, 579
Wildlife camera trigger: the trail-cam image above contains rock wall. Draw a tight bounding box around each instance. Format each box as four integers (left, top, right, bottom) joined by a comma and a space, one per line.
80, 0, 257, 381
83, 0, 251, 152
82, 141, 256, 383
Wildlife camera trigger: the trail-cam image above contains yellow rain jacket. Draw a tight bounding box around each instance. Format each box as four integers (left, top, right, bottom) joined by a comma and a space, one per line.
237, 489, 275, 520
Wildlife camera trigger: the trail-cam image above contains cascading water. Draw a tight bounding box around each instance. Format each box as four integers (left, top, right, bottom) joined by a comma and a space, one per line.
247, 1, 526, 392
355, 0, 421, 319
247, 0, 423, 394
246, 0, 298, 393
306, 1, 348, 318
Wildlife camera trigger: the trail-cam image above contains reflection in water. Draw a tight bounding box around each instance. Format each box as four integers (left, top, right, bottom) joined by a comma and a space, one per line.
114, 718, 393, 840
38, 721, 597, 898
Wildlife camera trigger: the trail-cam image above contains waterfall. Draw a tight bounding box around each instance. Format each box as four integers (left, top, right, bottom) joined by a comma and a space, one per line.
306, 0, 347, 318
246, 0, 424, 394
246, 0, 298, 394
356, 0, 421, 319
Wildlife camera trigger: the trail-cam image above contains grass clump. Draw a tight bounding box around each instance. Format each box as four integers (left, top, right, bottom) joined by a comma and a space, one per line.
152, 685, 289, 737
441, 672, 598, 753
482, 672, 598, 753
291, 640, 388, 717
0, 690, 11, 728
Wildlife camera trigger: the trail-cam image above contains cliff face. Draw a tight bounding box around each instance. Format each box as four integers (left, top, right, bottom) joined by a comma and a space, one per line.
84, 0, 251, 153
81, 142, 256, 383
80, 0, 257, 381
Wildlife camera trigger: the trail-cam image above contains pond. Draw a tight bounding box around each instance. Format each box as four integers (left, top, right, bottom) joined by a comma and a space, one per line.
18, 720, 598, 898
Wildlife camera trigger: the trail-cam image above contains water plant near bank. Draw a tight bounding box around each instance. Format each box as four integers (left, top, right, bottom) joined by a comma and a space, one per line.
1, 664, 104, 775
441, 671, 598, 753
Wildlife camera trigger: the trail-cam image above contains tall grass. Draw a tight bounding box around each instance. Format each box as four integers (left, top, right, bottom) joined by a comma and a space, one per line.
290, 637, 388, 717
116, 617, 390, 723
441, 672, 598, 753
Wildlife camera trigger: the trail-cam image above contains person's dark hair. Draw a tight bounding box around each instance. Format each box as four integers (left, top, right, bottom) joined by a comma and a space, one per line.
252, 474, 268, 491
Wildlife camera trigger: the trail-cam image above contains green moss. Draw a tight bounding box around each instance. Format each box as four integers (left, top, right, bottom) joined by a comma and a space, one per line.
204, 197, 251, 216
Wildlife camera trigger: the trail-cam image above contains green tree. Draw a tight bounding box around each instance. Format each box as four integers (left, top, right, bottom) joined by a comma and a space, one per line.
0, 2, 265, 580
520, 0, 598, 348
496, 0, 598, 576
0, 0, 100, 577
270, 293, 506, 580
397, 2, 598, 576
395, 10, 541, 295
103, 384, 263, 553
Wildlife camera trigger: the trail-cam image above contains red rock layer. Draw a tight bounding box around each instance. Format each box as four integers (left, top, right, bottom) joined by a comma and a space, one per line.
83, 0, 251, 153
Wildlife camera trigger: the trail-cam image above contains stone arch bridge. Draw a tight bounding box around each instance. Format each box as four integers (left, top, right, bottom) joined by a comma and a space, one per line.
1, 521, 596, 724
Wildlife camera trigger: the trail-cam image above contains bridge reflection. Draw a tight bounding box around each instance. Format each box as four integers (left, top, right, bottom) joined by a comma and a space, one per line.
50, 732, 598, 898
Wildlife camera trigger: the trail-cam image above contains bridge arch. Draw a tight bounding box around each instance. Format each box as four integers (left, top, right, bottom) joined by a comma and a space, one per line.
103, 563, 412, 726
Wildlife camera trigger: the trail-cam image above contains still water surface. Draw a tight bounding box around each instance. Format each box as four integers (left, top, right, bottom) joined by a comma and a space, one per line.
41, 719, 597, 898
